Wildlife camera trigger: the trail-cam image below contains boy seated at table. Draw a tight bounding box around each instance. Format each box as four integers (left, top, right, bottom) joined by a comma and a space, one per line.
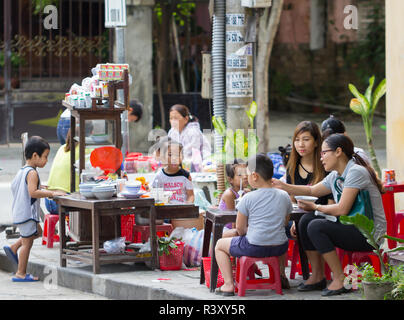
151, 139, 194, 204
214, 153, 293, 296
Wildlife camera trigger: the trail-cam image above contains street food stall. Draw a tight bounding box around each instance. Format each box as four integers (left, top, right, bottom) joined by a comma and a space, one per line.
55, 63, 200, 274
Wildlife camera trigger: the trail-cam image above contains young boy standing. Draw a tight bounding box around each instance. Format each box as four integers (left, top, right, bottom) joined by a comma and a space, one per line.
3, 136, 66, 282
214, 153, 293, 296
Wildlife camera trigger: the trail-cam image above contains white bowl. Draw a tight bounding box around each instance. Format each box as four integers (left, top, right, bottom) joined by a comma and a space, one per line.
93, 190, 115, 200
295, 196, 318, 202
124, 186, 141, 194
80, 191, 95, 199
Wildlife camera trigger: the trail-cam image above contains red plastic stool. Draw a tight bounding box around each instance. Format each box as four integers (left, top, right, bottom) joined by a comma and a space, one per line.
337, 249, 386, 278
42, 214, 60, 248
235, 256, 283, 296
133, 223, 173, 243
289, 240, 332, 280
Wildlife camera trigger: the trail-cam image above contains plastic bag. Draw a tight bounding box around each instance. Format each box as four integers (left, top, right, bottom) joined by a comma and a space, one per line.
181, 227, 212, 267
103, 237, 126, 253
194, 188, 211, 211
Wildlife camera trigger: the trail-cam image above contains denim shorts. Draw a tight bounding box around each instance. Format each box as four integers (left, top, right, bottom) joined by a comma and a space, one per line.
57, 117, 71, 145
229, 236, 289, 258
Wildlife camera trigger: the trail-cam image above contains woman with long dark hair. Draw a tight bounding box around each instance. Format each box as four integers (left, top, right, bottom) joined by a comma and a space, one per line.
273, 133, 386, 296
286, 121, 328, 201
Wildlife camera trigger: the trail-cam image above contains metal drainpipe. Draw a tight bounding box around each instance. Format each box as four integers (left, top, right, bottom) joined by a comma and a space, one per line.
211, 0, 226, 196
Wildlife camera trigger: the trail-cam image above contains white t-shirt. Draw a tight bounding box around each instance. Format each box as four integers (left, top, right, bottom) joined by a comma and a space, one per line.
151, 168, 193, 204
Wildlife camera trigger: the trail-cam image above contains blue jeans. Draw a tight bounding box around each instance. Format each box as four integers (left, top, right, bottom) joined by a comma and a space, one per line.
45, 198, 59, 215
57, 117, 71, 145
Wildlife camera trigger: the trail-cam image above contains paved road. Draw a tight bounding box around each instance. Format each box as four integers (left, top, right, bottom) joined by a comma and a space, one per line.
0, 269, 110, 300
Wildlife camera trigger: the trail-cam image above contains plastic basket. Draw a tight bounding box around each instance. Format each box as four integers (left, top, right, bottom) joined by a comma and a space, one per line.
121, 214, 135, 242
159, 241, 185, 271
202, 257, 236, 289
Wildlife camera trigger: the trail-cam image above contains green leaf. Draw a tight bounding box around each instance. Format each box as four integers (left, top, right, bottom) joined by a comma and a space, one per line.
348, 84, 371, 114
234, 130, 246, 160
246, 101, 258, 129
365, 76, 375, 106
350, 98, 365, 116
371, 78, 386, 113
247, 130, 259, 157
383, 234, 404, 243
386, 246, 404, 253
212, 116, 226, 136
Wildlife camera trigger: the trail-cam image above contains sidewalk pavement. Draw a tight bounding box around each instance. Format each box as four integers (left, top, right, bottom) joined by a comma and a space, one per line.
0, 233, 363, 300
0, 111, 384, 300
0, 269, 109, 300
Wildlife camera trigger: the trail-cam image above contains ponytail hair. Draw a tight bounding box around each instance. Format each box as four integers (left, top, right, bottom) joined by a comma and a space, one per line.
169, 104, 199, 123
324, 134, 385, 194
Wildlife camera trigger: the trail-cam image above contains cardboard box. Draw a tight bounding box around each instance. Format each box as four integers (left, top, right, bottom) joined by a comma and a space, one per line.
171, 211, 205, 231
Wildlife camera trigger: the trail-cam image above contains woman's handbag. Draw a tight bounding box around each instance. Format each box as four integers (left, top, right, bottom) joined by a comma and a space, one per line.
334, 177, 374, 220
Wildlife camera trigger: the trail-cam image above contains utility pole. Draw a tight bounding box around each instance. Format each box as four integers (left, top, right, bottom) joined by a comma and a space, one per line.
225, 0, 253, 139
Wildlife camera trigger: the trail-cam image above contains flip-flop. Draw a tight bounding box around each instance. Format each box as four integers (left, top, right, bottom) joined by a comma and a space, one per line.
215, 287, 235, 296
12, 274, 39, 282
3, 246, 18, 266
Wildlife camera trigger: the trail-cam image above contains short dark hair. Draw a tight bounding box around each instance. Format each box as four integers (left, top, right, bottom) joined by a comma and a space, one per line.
225, 159, 246, 179
321, 115, 346, 135
25, 136, 50, 159
129, 100, 143, 122
247, 153, 274, 181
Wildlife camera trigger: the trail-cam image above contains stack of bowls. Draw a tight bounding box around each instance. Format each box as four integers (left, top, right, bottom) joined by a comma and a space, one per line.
92, 184, 115, 200
79, 183, 97, 199
121, 181, 142, 199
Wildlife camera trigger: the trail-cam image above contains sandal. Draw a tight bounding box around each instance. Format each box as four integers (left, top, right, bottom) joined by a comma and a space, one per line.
215, 287, 235, 296
12, 274, 39, 282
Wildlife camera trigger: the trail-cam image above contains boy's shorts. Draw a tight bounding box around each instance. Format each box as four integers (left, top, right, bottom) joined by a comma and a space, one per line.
229, 236, 288, 258
17, 220, 39, 238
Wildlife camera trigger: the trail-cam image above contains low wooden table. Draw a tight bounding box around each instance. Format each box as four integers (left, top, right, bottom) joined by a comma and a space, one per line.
55, 194, 157, 274
154, 204, 200, 220
200, 208, 237, 292
199, 207, 313, 292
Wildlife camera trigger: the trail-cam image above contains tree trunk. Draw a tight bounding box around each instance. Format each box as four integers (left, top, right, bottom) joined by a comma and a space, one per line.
256, 0, 284, 153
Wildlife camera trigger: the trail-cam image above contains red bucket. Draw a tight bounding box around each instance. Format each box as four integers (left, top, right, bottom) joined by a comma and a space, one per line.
202, 257, 236, 289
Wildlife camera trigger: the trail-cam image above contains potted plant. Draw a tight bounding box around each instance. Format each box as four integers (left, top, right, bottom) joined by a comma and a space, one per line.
158, 236, 184, 271
348, 76, 386, 178
340, 214, 404, 300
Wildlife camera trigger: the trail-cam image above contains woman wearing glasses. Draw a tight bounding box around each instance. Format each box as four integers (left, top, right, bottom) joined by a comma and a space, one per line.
273, 133, 386, 296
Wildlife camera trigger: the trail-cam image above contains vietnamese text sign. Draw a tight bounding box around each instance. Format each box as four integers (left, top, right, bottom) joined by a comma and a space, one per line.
226, 72, 253, 97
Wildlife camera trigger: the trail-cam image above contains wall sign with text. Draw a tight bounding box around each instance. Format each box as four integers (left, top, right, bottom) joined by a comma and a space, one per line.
226, 72, 253, 97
